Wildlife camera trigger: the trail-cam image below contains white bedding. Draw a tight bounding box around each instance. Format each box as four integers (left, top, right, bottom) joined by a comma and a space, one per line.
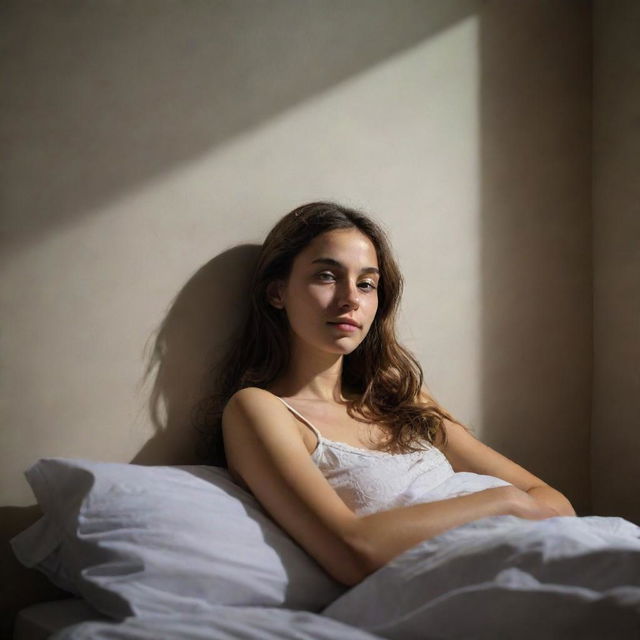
44, 510, 640, 640
48, 607, 383, 640
322, 472, 640, 639
14, 461, 640, 639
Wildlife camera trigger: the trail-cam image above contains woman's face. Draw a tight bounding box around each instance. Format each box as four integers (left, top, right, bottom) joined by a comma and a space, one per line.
270, 228, 380, 356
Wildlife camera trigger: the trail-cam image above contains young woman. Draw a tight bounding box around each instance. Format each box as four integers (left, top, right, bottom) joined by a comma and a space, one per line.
210, 201, 575, 588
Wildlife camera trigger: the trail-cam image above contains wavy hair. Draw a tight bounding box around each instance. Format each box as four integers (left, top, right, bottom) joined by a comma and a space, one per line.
195, 201, 464, 466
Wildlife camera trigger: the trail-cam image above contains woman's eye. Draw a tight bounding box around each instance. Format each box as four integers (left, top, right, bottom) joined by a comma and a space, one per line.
317, 272, 336, 281
359, 281, 377, 291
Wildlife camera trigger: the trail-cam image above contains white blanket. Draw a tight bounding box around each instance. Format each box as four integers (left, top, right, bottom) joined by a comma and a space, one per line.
49, 607, 384, 640
323, 473, 640, 639
49, 473, 640, 639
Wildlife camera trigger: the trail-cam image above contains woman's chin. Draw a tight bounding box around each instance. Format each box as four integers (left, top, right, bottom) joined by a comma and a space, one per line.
330, 338, 363, 355
290, 332, 364, 357
308, 339, 360, 357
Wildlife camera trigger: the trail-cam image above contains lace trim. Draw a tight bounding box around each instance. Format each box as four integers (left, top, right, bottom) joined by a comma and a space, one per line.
315, 437, 435, 458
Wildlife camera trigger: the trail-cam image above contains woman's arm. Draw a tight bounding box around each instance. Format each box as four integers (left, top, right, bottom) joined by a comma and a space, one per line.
525, 484, 575, 517
436, 414, 576, 517
223, 388, 366, 587
347, 483, 548, 575
350, 410, 580, 575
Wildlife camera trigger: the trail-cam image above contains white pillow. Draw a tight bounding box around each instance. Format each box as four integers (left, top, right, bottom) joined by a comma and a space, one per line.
11, 458, 345, 619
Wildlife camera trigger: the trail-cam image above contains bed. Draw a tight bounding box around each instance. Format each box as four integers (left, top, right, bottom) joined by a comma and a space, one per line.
10, 458, 640, 639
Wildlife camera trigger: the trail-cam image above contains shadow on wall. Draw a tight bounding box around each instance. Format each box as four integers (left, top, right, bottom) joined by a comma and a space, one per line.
478, 2, 592, 516
0, 244, 263, 633
132, 244, 261, 467
2, 0, 479, 257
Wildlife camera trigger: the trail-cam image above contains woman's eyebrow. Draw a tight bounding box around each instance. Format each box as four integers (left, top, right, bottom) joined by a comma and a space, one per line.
310, 257, 379, 275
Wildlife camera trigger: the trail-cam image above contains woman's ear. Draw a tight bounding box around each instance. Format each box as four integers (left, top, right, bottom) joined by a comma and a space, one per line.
266, 280, 286, 309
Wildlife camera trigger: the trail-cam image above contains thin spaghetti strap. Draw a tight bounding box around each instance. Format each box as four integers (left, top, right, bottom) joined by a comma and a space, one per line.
276, 397, 323, 443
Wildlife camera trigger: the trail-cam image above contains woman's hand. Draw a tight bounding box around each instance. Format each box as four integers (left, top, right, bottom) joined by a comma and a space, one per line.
501, 485, 561, 520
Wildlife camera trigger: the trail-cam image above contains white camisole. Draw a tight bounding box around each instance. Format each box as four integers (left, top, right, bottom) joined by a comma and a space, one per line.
277, 397, 456, 516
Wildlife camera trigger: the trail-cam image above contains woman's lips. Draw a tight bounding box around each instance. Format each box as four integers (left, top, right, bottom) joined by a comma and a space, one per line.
328, 322, 359, 332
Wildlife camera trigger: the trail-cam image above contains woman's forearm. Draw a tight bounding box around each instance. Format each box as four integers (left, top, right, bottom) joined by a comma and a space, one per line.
347, 486, 518, 577
526, 484, 576, 517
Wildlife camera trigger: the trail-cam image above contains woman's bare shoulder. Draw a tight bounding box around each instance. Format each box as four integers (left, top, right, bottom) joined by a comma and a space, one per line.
222, 386, 295, 438
229, 385, 276, 400
222, 387, 286, 422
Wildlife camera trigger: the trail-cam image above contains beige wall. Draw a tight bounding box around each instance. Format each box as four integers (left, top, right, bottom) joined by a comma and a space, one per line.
0, 1, 608, 525
592, 0, 640, 523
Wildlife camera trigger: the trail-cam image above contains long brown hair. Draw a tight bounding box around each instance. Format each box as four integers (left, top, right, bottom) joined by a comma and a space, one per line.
195, 201, 464, 466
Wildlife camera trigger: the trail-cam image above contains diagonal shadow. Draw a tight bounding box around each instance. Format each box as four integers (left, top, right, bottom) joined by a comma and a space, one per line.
2, 0, 479, 256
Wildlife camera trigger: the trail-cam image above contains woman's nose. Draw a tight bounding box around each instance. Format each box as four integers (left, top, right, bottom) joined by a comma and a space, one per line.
338, 281, 360, 309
